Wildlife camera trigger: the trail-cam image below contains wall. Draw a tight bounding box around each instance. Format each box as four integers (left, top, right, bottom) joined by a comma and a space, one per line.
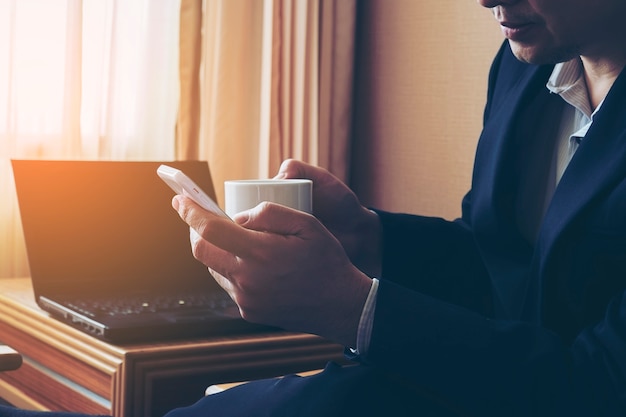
350, 0, 503, 220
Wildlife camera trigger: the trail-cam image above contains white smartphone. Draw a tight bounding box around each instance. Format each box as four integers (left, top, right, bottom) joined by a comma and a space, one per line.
157, 164, 231, 219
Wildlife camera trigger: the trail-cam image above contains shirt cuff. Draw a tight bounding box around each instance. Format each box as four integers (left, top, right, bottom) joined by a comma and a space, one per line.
350, 278, 379, 357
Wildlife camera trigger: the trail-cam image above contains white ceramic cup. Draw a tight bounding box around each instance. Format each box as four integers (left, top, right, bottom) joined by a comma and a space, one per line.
224, 179, 313, 217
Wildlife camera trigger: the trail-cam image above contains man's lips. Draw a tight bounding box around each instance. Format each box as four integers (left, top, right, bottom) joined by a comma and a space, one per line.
499, 20, 537, 41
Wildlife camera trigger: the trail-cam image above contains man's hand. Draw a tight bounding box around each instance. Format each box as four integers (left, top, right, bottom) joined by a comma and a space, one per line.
173, 196, 373, 348
275, 159, 382, 277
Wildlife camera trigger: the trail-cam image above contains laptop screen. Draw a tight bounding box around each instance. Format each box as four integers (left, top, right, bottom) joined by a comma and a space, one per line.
12, 160, 221, 299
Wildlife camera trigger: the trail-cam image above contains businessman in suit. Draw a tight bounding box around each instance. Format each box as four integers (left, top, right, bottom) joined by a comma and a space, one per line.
2, 0, 625, 416
164, 0, 626, 415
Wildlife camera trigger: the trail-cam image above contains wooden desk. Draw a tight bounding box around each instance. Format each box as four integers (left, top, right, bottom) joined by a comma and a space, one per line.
0, 277, 346, 416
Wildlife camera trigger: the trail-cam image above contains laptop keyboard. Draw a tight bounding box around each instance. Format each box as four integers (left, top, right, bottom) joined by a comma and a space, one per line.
66, 292, 238, 318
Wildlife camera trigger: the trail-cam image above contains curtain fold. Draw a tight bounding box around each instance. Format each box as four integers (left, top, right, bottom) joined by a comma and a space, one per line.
176, 0, 203, 160
199, 0, 265, 205
177, 0, 357, 205
318, 0, 357, 183
62, 0, 83, 159
265, 0, 320, 175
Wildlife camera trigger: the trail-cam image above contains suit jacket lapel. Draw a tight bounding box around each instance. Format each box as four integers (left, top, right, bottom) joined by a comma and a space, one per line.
471, 61, 556, 318
523, 67, 626, 322
471, 63, 554, 236
537, 67, 626, 269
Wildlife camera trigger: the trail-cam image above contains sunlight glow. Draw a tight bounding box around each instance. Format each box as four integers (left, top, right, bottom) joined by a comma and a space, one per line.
0, 0, 180, 159
1, 1, 67, 138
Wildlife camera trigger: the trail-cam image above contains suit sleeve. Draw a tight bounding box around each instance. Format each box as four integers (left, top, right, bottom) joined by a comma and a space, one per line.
365, 267, 626, 417
373, 208, 492, 316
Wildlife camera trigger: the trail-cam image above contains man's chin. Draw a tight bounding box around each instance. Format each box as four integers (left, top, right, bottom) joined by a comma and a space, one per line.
509, 41, 576, 66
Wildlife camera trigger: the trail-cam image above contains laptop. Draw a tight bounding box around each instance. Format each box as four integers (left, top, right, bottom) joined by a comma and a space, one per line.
11, 160, 272, 344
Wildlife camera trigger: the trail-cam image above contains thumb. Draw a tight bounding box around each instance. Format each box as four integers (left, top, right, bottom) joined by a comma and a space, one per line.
273, 158, 319, 181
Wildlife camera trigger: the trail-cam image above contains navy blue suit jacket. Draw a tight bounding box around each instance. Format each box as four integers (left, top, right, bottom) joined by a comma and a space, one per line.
367, 41, 626, 416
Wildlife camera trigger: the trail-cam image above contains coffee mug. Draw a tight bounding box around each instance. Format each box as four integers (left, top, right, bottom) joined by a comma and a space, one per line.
224, 179, 313, 217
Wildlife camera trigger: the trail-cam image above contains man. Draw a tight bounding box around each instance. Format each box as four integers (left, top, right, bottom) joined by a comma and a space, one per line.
2, 0, 626, 415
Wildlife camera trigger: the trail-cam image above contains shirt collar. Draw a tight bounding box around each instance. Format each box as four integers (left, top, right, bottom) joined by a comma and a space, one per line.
546, 59, 594, 118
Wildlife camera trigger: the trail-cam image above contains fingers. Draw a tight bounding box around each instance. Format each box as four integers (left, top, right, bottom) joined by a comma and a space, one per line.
174, 195, 316, 257
207, 267, 237, 298
190, 227, 238, 282
236, 201, 318, 236
274, 159, 347, 211
174, 195, 258, 258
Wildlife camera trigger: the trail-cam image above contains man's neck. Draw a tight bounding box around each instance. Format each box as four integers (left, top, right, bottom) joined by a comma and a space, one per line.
580, 55, 626, 110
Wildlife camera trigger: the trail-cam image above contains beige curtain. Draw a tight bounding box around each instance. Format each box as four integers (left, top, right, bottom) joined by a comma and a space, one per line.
177, 0, 357, 205
0, 0, 180, 278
